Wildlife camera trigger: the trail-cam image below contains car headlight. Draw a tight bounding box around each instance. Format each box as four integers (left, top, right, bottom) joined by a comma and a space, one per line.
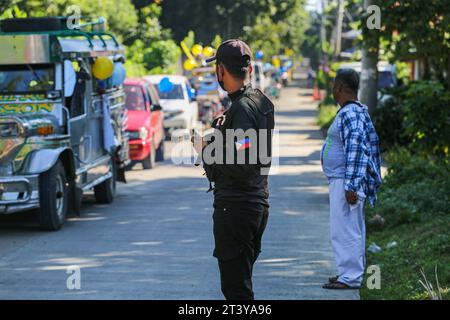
139, 127, 148, 140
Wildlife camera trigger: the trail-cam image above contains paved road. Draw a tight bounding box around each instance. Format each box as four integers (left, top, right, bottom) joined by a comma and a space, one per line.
0, 84, 358, 300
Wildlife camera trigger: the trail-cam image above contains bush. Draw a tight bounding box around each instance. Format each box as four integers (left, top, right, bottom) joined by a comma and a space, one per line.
373, 87, 410, 151
402, 81, 450, 158
317, 103, 338, 130
367, 148, 450, 227
373, 81, 450, 158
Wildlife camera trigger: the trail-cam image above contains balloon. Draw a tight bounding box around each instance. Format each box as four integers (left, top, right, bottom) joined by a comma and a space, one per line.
180, 40, 196, 61
192, 44, 203, 56
64, 60, 76, 97
158, 77, 174, 93
202, 46, 215, 57
188, 88, 196, 100
111, 62, 126, 86
183, 59, 197, 71
272, 57, 281, 69
97, 80, 106, 90
92, 56, 114, 80
255, 50, 264, 60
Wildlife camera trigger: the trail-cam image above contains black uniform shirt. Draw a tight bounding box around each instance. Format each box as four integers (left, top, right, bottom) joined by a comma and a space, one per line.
203, 84, 274, 207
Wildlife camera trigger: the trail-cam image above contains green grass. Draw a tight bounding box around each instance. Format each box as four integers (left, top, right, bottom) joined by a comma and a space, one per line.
361, 152, 450, 300
361, 215, 450, 300
317, 103, 338, 130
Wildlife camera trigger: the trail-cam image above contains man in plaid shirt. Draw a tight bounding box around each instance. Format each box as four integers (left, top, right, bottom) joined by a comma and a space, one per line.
321, 69, 381, 289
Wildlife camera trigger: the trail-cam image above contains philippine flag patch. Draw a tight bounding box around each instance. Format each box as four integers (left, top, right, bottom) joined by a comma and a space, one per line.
235, 137, 251, 151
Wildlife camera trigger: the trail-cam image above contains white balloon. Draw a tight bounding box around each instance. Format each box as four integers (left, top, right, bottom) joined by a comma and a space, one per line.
64, 60, 76, 97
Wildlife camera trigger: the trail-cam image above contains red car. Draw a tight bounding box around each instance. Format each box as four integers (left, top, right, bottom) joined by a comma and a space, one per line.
124, 79, 165, 169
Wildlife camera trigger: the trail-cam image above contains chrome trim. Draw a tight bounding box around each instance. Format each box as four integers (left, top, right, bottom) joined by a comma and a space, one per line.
76, 154, 111, 176
81, 171, 112, 191
0, 200, 39, 214
0, 177, 32, 205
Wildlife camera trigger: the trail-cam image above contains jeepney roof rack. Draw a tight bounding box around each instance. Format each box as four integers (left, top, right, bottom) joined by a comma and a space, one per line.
0, 16, 121, 50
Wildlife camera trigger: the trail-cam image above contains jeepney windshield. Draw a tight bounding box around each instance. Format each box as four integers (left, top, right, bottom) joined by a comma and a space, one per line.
0, 64, 55, 93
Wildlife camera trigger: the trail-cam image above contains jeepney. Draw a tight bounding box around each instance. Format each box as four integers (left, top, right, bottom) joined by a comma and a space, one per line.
0, 17, 129, 230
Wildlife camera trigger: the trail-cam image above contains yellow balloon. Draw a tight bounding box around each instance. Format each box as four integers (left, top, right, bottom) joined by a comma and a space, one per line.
272, 57, 281, 69
192, 44, 203, 56
92, 57, 114, 80
184, 59, 197, 71
202, 46, 215, 58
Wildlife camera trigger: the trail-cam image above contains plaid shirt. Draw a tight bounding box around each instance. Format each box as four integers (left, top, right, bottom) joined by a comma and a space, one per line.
337, 102, 381, 207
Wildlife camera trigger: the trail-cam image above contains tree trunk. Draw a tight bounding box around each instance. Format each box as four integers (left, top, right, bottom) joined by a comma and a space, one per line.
359, 0, 379, 114
334, 0, 345, 57
320, 0, 327, 63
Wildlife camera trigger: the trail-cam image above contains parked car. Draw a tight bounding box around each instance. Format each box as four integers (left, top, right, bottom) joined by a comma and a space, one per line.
124, 79, 164, 170
144, 75, 199, 136
0, 17, 129, 230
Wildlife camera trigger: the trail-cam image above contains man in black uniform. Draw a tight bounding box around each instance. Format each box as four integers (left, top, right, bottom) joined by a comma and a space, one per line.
194, 39, 275, 300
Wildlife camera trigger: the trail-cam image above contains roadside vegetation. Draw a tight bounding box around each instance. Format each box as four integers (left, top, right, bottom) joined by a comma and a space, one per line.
317, 103, 338, 131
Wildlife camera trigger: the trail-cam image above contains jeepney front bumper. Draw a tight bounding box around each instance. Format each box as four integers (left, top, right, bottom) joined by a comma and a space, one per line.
0, 175, 39, 214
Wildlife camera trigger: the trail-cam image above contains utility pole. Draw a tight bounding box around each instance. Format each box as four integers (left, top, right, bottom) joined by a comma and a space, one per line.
320, 0, 328, 64
359, 0, 379, 113
334, 0, 345, 57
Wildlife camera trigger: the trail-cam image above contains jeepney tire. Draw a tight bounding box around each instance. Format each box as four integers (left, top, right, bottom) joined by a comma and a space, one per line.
38, 160, 68, 231
155, 140, 165, 162
94, 161, 116, 204
142, 141, 156, 169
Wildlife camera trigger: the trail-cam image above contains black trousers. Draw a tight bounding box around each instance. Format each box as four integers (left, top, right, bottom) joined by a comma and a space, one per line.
213, 201, 269, 300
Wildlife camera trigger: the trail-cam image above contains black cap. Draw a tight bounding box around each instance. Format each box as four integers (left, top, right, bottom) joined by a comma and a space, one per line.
206, 39, 252, 67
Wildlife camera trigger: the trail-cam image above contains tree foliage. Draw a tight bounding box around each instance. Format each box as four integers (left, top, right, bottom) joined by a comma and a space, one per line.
365, 0, 450, 88
0, 0, 180, 76
161, 0, 309, 57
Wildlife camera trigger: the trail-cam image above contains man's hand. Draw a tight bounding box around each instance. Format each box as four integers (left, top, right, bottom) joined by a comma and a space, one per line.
191, 134, 207, 155
345, 191, 358, 205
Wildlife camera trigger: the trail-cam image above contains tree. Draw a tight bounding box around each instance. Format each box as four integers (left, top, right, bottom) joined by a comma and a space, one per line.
377, 0, 450, 88
0, 0, 181, 76
301, 11, 321, 70
1, 0, 139, 42
161, 0, 308, 46
359, 0, 379, 113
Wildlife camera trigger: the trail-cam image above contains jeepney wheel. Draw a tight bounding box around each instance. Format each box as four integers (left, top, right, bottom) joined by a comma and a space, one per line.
94, 160, 116, 204
155, 140, 165, 162
38, 160, 68, 231
142, 141, 156, 169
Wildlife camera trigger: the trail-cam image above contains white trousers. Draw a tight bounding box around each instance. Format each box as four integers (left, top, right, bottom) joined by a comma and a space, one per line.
329, 178, 366, 288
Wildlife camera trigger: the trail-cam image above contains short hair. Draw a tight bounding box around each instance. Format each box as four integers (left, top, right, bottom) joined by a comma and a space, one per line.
335, 68, 359, 93
220, 61, 250, 80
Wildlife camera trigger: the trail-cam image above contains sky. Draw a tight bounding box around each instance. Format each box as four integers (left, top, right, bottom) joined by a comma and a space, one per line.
306, 0, 322, 13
